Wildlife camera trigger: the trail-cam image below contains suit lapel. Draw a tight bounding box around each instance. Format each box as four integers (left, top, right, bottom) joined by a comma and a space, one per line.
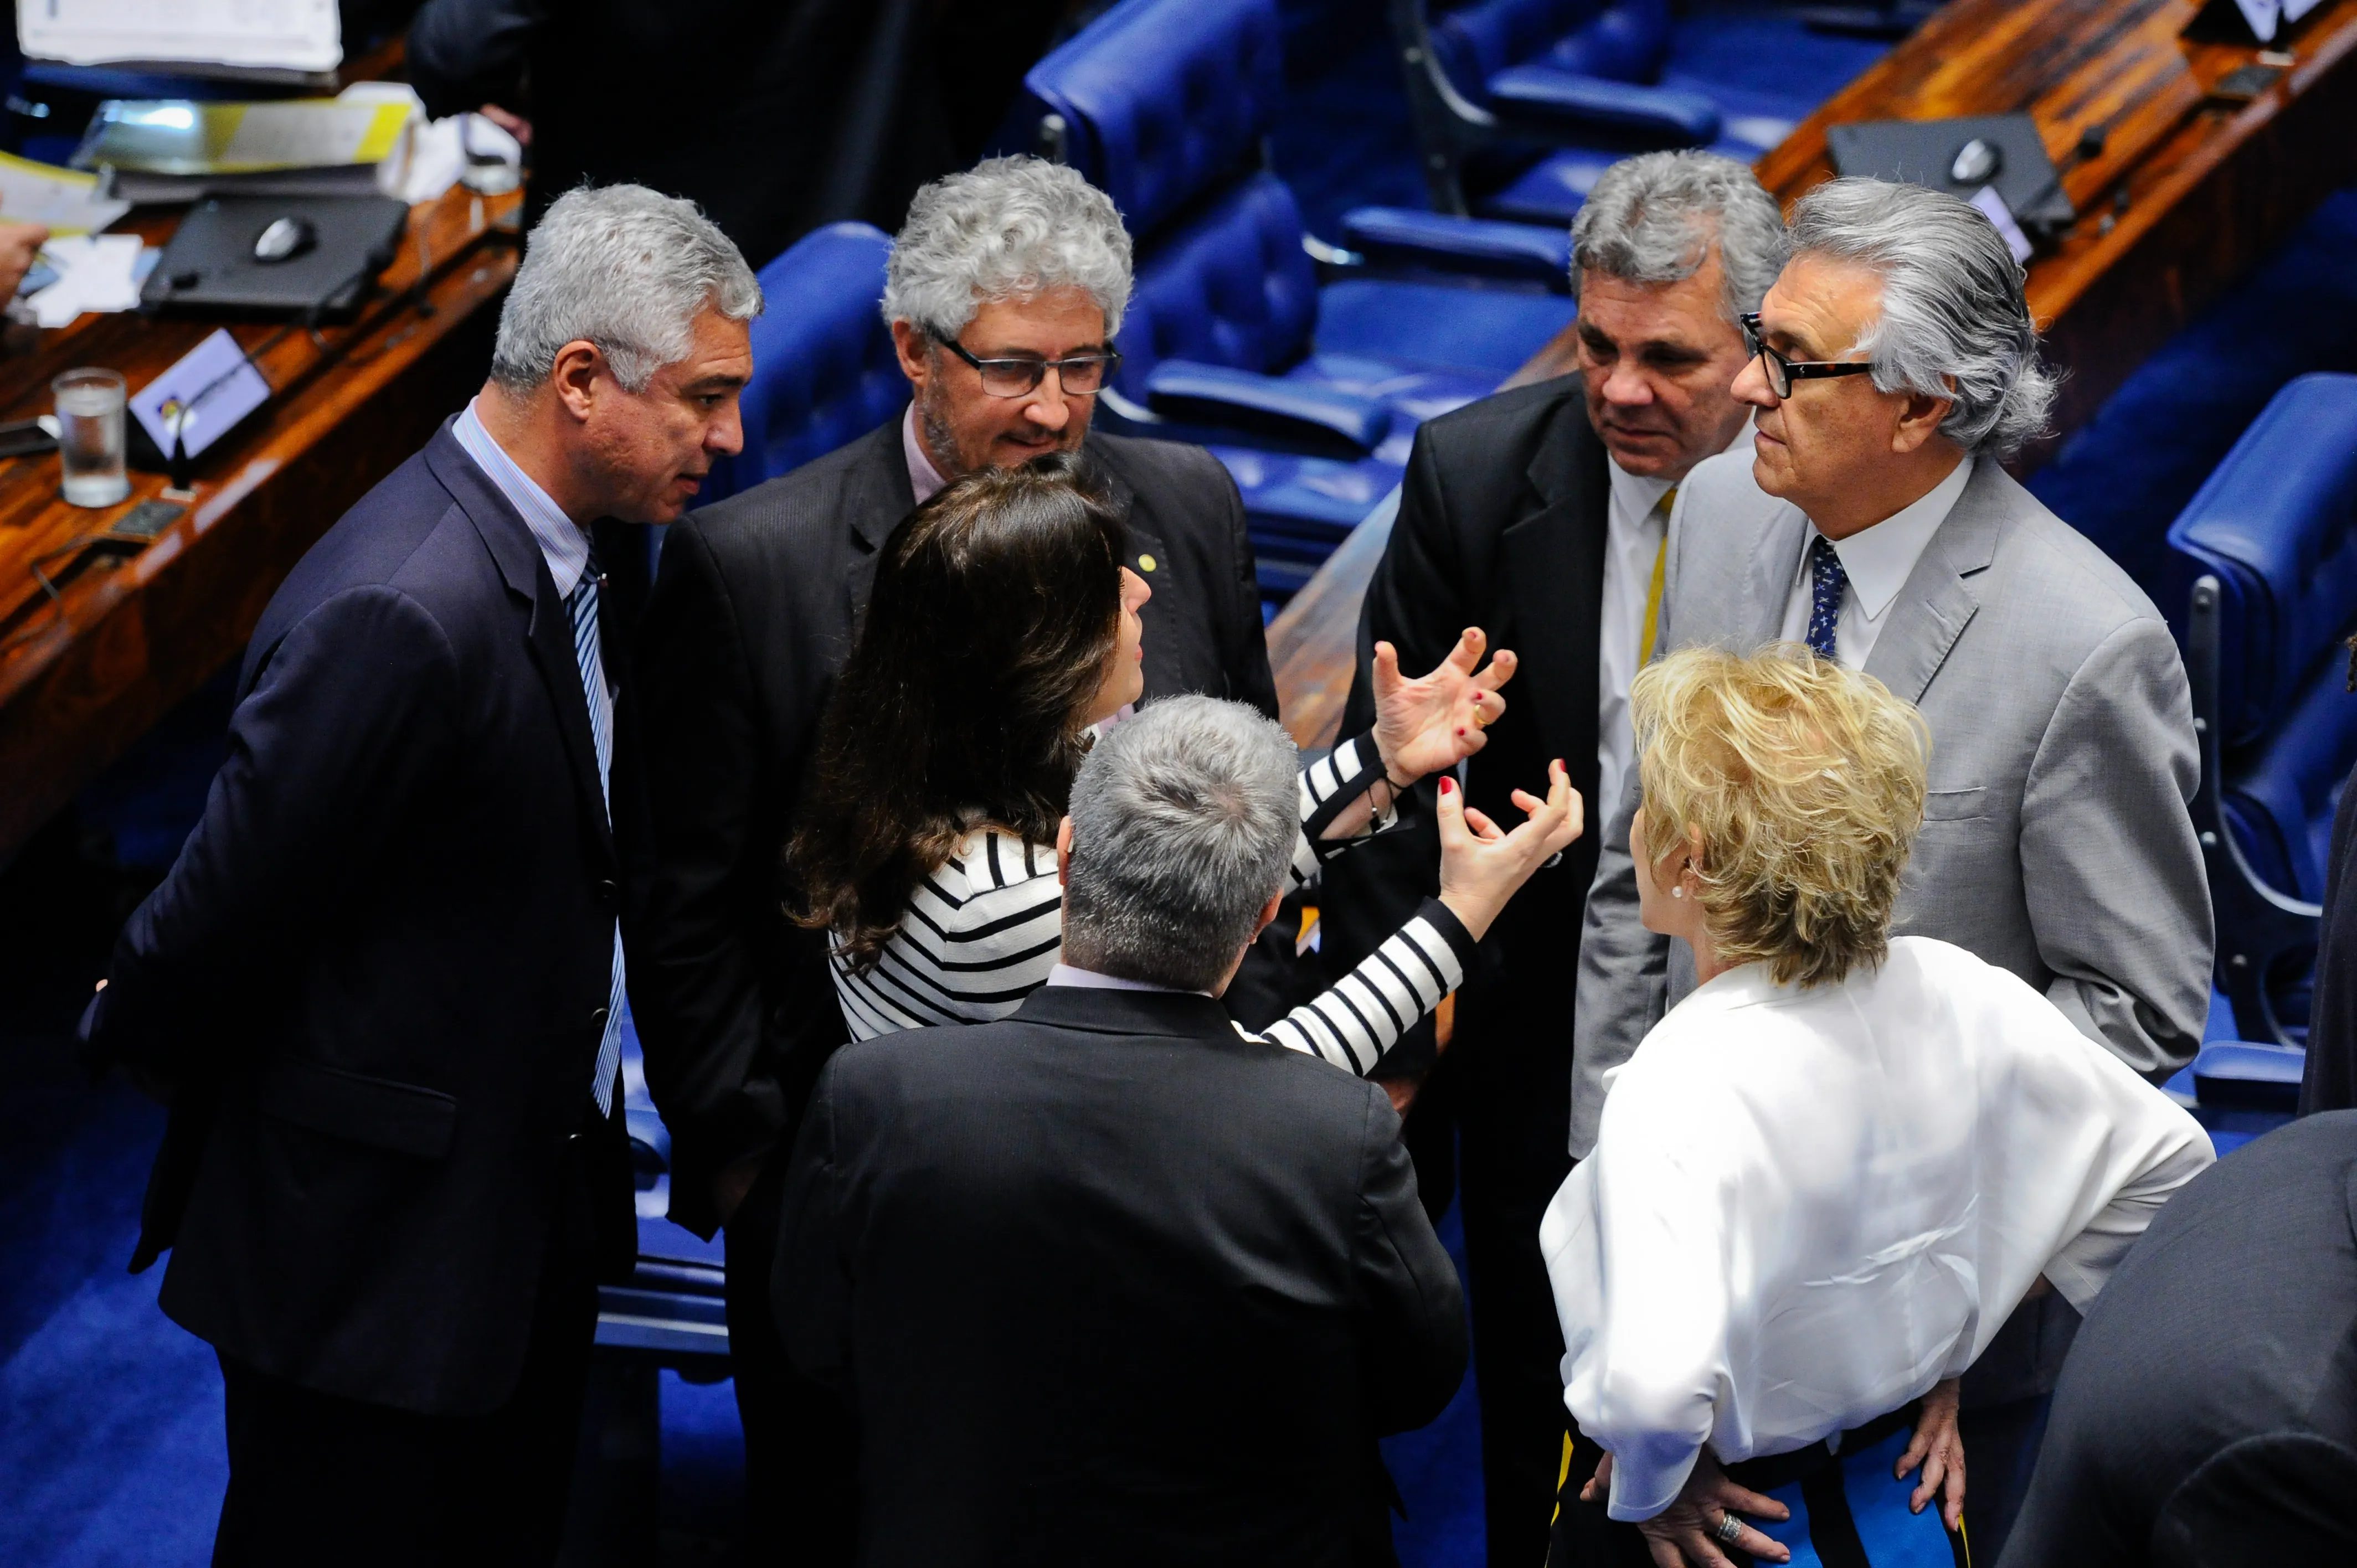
1499, 399, 1609, 770
845, 415, 919, 625
1089, 456, 1186, 702
1738, 505, 1809, 648
1860, 462, 2006, 703
425, 426, 615, 871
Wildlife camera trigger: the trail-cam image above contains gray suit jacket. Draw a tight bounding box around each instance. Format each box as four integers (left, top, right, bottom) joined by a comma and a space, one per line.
1571, 449, 2213, 1159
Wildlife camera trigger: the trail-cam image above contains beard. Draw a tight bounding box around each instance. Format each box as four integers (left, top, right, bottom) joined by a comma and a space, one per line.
918, 383, 968, 481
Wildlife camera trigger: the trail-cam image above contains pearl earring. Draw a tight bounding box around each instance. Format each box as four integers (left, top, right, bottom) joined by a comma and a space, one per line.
1670, 885, 1685, 899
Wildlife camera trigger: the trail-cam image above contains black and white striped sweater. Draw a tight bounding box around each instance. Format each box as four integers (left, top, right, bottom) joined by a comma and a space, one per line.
829, 730, 1477, 1075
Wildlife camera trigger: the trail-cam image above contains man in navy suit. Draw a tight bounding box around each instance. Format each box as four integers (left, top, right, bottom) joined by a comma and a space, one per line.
78, 185, 760, 1565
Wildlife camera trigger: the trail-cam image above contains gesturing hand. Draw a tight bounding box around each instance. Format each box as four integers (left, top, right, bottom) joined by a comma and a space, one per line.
1895, 1378, 1966, 1530
1434, 760, 1582, 941
1583, 1451, 1792, 1568
1371, 628, 1517, 785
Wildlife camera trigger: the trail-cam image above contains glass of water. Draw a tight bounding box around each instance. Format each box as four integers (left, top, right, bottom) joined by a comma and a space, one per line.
54, 367, 130, 508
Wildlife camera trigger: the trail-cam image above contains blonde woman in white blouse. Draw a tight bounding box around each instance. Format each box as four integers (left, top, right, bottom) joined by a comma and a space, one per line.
1542, 646, 2211, 1568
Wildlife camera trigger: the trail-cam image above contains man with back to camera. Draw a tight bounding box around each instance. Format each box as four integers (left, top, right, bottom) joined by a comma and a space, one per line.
1314, 149, 1788, 1566
615, 153, 1280, 1560
775, 693, 1580, 1566
74, 185, 759, 1563
1570, 176, 2214, 1559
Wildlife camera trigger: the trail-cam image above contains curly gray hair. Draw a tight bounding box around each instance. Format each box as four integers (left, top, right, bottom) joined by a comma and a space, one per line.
1786, 177, 2057, 458
1569, 150, 1789, 324
882, 156, 1133, 341
491, 184, 760, 394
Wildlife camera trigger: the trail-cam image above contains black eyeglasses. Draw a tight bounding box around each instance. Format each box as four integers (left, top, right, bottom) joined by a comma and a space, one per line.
936, 334, 1121, 398
1739, 312, 1877, 400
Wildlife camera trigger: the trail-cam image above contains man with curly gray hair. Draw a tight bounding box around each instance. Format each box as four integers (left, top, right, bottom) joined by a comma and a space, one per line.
1571, 175, 2212, 1558
619, 154, 1278, 1565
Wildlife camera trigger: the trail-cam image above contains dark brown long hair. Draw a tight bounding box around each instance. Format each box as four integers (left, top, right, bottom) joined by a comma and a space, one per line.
789, 452, 1127, 969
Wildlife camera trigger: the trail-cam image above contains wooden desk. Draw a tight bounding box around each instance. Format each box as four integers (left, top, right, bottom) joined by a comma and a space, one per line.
1272, 0, 2357, 744
0, 185, 521, 865
1759, 0, 2357, 455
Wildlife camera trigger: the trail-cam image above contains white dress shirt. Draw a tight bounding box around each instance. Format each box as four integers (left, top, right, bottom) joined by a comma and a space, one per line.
1774, 456, 1974, 668
1597, 426, 1752, 815
1541, 935, 2212, 1521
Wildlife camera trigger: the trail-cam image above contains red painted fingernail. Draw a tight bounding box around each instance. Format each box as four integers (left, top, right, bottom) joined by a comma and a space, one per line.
1456, 726, 1466, 736
1439, 778, 1454, 796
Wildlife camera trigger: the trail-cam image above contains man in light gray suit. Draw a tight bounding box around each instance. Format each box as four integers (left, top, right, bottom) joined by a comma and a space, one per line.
1566, 179, 2213, 1559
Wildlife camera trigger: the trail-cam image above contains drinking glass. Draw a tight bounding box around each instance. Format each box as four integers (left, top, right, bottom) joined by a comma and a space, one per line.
53, 368, 130, 508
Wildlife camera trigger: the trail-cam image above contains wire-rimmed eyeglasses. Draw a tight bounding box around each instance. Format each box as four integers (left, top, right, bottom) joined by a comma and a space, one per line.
936, 333, 1121, 398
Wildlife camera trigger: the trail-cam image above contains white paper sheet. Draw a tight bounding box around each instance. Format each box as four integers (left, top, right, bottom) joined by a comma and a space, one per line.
17, 0, 340, 74
0, 152, 129, 235
27, 233, 146, 327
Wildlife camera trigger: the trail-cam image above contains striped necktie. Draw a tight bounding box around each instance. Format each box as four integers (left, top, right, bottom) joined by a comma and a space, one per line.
567, 555, 625, 1116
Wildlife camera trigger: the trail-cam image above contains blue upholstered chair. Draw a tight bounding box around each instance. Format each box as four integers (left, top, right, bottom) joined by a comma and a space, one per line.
1023, 0, 1577, 602
698, 222, 905, 507
1388, 0, 1889, 225
2170, 373, 2357, 1049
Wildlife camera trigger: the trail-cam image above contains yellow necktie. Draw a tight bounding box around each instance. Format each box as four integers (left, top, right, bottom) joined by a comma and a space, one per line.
1637, 485, 1675, 670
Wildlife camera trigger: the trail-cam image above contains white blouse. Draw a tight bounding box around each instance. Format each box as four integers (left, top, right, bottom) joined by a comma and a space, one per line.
1541, 935, 2214, 1520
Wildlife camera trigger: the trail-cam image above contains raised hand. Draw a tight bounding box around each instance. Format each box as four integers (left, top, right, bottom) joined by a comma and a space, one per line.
1433, 760, 1583, 941
1371, 627, 1517, 785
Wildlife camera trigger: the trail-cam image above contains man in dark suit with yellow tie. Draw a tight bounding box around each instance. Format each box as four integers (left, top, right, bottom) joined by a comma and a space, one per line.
1315, 151, 1789, 1566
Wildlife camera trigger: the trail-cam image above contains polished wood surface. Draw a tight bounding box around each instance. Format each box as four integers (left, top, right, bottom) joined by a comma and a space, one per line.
0, 186, 521, 864
1271, 0, 2357, 746
1760, 0, 2357, 456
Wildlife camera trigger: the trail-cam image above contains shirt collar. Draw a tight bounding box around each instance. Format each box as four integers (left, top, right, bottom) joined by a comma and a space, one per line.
1802, 455, 1975, 622
452, 399, 591, 597
1044, 962, 1211, 997
1605, 419, 1753, 520
903, 401, 949, 507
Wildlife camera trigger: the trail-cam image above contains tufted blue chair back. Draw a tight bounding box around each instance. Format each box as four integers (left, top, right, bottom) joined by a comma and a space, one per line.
1113, 173, 1320, 398
699, 223, 904, 506
2170, 373, 2357, 902
1023, 0, 1286, 243
1429, 0, 1669, 107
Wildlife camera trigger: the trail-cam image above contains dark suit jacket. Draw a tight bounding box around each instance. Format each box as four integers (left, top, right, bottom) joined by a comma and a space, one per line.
1318, 375, 1607, 1073
2000, 1110, 2357, 1565
2303, 757, 2357, 1113
615, 416, 1279, 1235
406, 0, 958, 268
83, 421, 630, 1417
775, 985, 1468, 1567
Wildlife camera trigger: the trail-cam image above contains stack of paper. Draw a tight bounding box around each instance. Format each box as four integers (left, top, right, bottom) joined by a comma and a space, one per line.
17, 0, 341, 82
0, 152, 130, 235
27, 234, 151, 327
71, 97, 415, 203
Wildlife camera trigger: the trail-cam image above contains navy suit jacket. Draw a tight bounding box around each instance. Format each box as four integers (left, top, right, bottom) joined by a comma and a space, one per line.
85, 420, 631, 1417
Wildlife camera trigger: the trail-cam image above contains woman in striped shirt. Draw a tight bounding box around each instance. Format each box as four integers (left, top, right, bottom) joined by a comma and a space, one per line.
790, 455, 1580, 1075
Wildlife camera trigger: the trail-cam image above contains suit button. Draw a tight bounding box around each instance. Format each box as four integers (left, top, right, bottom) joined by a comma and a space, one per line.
590, 1005, 610, 1028
596, 879, 619, 906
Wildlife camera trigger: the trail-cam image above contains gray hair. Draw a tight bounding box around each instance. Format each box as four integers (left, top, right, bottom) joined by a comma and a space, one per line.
491, 185, 761, 395
1569, 150, 1788, 324
882, 156, 1133, 341
1786, 177, 2057, 458
1062, 696, 1298, 992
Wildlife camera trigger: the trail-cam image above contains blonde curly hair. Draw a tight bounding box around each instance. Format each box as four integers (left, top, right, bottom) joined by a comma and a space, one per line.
1632, 644, 1930, 988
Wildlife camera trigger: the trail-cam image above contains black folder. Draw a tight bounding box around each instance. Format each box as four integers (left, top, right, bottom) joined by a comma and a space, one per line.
1825, 114, 2075, 236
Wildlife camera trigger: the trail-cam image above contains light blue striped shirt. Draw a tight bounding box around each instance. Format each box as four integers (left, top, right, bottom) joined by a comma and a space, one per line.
451, 400, 612, 752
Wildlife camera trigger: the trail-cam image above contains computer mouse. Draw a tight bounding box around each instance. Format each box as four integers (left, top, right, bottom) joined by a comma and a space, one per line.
1950, 137, 2003, 186
252, 216, 317, 264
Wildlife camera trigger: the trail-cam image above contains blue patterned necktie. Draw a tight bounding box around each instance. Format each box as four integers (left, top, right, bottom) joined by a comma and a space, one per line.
1805, 534, 1848, 663
567, 554, 625, 1116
